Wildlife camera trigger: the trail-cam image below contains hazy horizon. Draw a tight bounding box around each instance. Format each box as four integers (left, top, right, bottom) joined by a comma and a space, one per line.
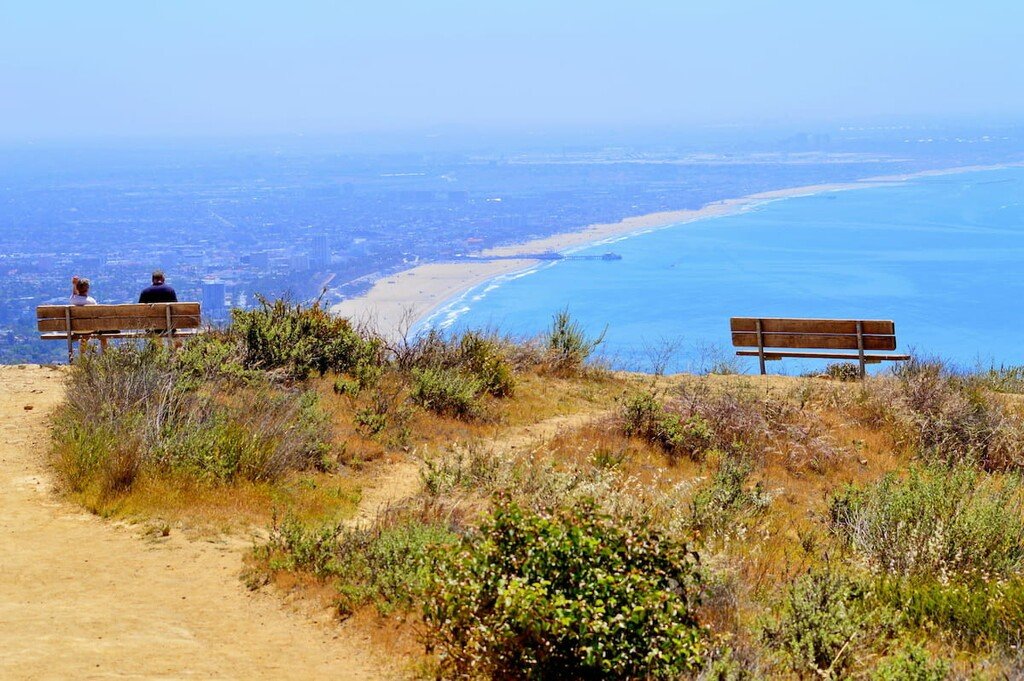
3, 1, 1023, 141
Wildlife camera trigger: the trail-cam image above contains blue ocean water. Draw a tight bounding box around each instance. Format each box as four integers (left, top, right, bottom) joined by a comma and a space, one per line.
419, 167, 1024, 373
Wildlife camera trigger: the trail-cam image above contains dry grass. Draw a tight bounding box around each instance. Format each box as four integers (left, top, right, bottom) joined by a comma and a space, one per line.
69, 470, 362, 534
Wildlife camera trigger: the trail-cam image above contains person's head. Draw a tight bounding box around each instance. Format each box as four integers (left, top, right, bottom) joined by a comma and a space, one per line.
75, 278, 90, 295
152, 270, 165, 285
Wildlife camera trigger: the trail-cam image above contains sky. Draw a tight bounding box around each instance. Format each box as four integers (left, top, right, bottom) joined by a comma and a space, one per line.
2, 1, 1023, 139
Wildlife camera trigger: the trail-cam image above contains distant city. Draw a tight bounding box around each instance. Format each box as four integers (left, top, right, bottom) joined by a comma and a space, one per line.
2, 123, 1022, 362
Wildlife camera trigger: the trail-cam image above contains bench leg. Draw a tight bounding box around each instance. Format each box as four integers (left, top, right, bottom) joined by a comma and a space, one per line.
99, 336, 109, 354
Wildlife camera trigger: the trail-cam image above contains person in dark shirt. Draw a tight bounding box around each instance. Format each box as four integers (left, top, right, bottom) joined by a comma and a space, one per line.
138, 270, 178, 303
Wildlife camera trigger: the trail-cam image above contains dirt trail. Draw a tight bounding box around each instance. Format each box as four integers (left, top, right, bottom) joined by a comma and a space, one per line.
352, 408, 616, 523
0, 365, 391, 681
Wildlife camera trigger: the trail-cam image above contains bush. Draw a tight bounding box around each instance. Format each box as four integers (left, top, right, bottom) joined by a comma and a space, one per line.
622, 390, 713, 460
423, 497, 704, 679
824, 362, 861, 382
622, 384, 841, 472
973, 364, 1024, 395
828, 466, 1024, 581
873, 577, 1024, 646
50, 343, 331, 500
401, 329, 518, 397
231, 297, 383, 380
157, 388, 330, 483
257, 511, 458, 616
545, 308, 605, 375
689, 458, 773, 539
457, 331, 516, 397
859, 358, 1024, 469
410, 366, 484, 419
760, 569, 886, 679
871, 645, 949, 681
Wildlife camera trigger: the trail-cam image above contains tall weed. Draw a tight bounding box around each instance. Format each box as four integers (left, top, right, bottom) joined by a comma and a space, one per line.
829, 466, 1024, 581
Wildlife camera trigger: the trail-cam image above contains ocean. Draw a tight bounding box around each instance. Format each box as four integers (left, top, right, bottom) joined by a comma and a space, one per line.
418, 167, 1024, 374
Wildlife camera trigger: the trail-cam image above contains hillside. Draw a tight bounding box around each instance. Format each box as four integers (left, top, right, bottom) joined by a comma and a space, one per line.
6, 301, 1024, 678
0, 365, 389, 679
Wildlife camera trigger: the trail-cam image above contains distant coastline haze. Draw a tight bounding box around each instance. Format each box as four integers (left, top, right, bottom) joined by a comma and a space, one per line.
2, 1, 1023, 140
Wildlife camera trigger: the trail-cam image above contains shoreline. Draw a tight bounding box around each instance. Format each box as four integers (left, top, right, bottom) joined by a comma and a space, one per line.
330, 161, 1022, 339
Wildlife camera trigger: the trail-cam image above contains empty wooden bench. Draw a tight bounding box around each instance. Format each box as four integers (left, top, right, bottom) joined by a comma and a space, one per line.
37, 302, 202, 363
730, 317, 910, 378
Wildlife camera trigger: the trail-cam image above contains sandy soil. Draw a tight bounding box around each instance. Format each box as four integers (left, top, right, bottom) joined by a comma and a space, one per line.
330, 162, 1023, 340
0, 365, 392, 681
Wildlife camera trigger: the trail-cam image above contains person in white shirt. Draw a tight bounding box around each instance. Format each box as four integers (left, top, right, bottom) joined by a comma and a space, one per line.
70, 276, 97, 306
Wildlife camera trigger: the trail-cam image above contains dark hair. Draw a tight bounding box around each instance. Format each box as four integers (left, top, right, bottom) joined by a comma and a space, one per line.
76, 279, 90, 295
152, 270, 165, 284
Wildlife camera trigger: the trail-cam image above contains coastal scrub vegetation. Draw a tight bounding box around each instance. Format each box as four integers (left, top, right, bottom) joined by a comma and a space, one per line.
46, 297, 1024, 676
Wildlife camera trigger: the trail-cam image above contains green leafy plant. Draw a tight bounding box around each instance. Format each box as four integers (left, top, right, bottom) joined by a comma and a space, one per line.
256, 512, 457, 616
828, 466, 1024, 581
622, 389, 713, 460
410, 366, 484, 419
423, 497, 704, 679
689, 458, 773, 538
545, 308, 605, 376
760, 568, 885, 679
870, 644, 949, 680
231, 297, 383, 380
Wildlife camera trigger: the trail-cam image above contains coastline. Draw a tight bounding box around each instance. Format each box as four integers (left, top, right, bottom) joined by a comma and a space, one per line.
330, 162, 1021, 339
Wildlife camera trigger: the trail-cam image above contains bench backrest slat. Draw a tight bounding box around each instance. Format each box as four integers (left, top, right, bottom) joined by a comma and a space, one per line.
37, 303, 201, 334
730, 317, 897, 351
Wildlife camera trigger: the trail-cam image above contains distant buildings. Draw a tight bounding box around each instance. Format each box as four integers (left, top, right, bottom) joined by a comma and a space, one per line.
310, 234, 330, 270
202, 279, 227, 321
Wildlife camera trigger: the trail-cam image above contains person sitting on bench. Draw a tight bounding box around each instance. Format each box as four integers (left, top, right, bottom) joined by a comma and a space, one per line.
138, 270, 178, 303
70, 276, 97, 306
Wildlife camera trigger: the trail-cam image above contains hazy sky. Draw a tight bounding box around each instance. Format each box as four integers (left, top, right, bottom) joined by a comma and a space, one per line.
2, 1, 1022, 139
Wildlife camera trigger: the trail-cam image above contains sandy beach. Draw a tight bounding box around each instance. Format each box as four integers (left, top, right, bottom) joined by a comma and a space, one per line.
330, 163, 1021, 339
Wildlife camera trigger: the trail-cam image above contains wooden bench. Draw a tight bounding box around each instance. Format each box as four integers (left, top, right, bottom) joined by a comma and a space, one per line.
730, 317, 910, 378
37, 303, 202, 363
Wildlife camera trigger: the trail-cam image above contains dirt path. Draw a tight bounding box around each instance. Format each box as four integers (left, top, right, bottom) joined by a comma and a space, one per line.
352, 407, 616, 523
0, 365, 391, 681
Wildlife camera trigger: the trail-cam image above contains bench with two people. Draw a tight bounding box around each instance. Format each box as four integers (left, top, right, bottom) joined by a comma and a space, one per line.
37, 271, 201, 362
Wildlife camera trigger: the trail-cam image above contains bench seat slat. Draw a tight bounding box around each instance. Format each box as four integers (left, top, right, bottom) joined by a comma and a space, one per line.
731, 317, 894, 335
38, 316, 201, 333
41, 329, 201, 341
37, 302, 200, 320
731, 331, 897, 351
736, 350, 910, 362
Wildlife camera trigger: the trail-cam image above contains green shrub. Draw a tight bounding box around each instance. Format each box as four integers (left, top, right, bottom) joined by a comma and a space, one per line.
622, 390, 713, 460
401, 329, 517, 397
861, 358, 1024, 469
51, 342, 330, 496
974, 364, 1024, 394
828, 466, 1024, 581
874, 577, 1024, 646
871, 645, 949, 680
760, 569, 886, 679
423, 497, 704, 679
545, 308, 605, 375
457, 331, 516, 397
259, 514, 344, 575
699, 644, 763, 680
824, 362, 861, 382
231, 297, 383, 380
257, 512, 458, 616
689, 458, 773, 539
410, 366, 484, 419
173, 332, 255, 388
